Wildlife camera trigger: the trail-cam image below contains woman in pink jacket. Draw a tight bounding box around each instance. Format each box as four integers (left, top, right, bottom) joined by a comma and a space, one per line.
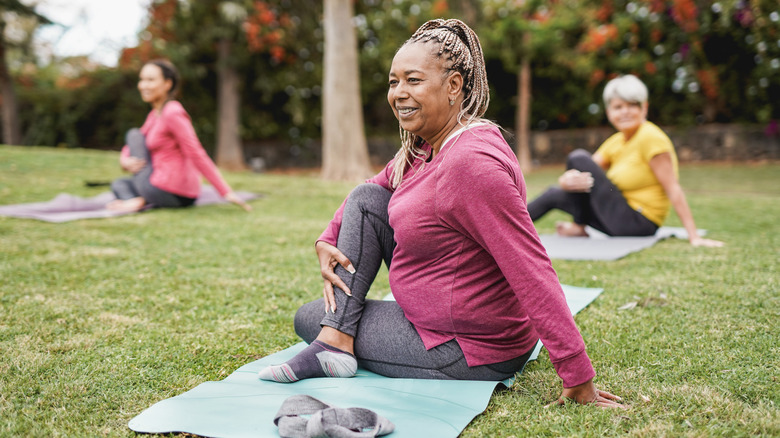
108, 59, 250, 212
259, 19, 624, 409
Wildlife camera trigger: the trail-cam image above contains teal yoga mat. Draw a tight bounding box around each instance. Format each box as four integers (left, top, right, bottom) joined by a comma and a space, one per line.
128, 285, 603, 438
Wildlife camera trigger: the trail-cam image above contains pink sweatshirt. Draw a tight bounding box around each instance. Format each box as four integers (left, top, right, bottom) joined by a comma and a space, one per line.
319, 124, 595, 387
121, 101, 232, 199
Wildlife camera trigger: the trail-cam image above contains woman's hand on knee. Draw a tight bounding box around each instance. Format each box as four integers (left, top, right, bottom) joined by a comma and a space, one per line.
120, 156, 146, 174
315, 241, 355, 313
547, 378, 627, 409
558, 169, 594, 192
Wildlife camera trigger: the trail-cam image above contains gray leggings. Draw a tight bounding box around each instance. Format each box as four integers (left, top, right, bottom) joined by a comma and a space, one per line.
294, 184, 533, 381
527, 149, 658, 236
110, 129, 195, 208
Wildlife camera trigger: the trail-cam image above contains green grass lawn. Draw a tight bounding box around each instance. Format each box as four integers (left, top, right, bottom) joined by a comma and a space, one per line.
0, 145, 777, 437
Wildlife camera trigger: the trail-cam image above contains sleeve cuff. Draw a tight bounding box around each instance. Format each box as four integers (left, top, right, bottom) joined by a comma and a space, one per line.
316, 233, 338, 247
552, 349, 596, 388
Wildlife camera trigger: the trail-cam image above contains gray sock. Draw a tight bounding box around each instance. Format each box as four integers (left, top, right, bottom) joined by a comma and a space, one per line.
258, 340, 357, 383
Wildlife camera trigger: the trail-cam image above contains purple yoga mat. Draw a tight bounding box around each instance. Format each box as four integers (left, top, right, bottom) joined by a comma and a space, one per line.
0, 185, 260, 223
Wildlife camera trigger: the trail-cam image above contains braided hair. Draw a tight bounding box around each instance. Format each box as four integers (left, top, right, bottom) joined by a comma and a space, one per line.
390, 19, 490, 189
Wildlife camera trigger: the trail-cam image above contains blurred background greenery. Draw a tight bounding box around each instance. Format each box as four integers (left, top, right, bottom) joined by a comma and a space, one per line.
1, 0, 779, 168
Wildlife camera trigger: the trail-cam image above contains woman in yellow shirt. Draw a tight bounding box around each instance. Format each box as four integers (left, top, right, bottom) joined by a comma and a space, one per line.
528, 74, 723, 247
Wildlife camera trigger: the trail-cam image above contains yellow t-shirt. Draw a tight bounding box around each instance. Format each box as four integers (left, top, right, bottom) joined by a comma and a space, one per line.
595, 121, 678, 226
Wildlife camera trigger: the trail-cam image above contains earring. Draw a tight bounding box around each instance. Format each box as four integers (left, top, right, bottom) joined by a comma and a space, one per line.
449, 100, 454, 106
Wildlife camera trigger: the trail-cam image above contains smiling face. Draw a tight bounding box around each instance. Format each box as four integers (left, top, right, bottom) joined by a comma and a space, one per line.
605, 97, 648, 136
387, 42, 462, 149
137, 63, 172, 109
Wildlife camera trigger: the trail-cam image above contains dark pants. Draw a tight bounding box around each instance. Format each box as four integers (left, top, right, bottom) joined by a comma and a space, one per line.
110, 129, 195, 208
294, 184, 533, 381
527, 149, 658, 236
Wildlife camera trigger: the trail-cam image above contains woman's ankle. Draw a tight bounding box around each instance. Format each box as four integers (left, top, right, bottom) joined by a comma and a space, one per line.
555, 222, 589, 237
106, 197, 146, 212
316, 327, 355, 354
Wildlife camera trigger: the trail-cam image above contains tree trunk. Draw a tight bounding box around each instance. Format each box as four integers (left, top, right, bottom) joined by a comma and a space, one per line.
515, 57, 532, 174
321, 0, 371, 181
0, 21, 21, 146
215, 38, 246, 171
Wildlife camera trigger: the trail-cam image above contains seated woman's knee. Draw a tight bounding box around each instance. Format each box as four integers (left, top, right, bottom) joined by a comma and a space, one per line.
125, 128, 143, 145
349, 183, 388, 200
566, 149, 593, 170
344, 183, 392, 214
293, 300, 324, 343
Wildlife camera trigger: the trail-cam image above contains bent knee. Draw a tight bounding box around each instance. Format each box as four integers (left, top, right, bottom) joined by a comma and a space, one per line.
125, 128, 143, 144
349, 183, 390, 200
293, 300, 324, 343
566, 149, 594, 169
344, 183, 392, 214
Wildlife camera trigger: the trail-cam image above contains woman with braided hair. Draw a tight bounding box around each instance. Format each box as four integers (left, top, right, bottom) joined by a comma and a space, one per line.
260, 19, 624, 408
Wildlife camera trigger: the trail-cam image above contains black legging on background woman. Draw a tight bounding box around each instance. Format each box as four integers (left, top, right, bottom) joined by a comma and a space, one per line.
527, 149, 658, 237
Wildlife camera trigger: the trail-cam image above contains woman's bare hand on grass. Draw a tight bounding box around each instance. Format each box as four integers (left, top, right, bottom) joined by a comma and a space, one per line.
547, 379, 627, 409
224, 191, 252, 212
690, 236, 724, 247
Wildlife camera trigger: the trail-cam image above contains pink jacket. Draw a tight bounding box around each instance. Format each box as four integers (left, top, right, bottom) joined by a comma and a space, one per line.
319, 124, 595, 388
121, 101, 232, 199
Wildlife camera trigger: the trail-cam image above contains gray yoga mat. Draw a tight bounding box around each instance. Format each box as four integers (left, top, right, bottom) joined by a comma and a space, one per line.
0, 185, 260, 223
540, 226, 705, 261
128, 285, 603, 438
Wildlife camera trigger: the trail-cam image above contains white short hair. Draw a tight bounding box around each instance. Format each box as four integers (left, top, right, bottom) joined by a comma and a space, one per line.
603, 74, 648, 105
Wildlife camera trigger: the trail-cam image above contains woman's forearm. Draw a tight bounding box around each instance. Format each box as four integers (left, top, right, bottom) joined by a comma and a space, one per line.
667, 184, 699, 241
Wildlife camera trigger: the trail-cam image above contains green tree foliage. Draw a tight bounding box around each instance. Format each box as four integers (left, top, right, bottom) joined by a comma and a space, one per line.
8, 0, 780, 160
121, 0, 324, 161
0, 0, 51, 145
481, 0, 780, 130
565, 0, 780, 125
16, 65, 144, 148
